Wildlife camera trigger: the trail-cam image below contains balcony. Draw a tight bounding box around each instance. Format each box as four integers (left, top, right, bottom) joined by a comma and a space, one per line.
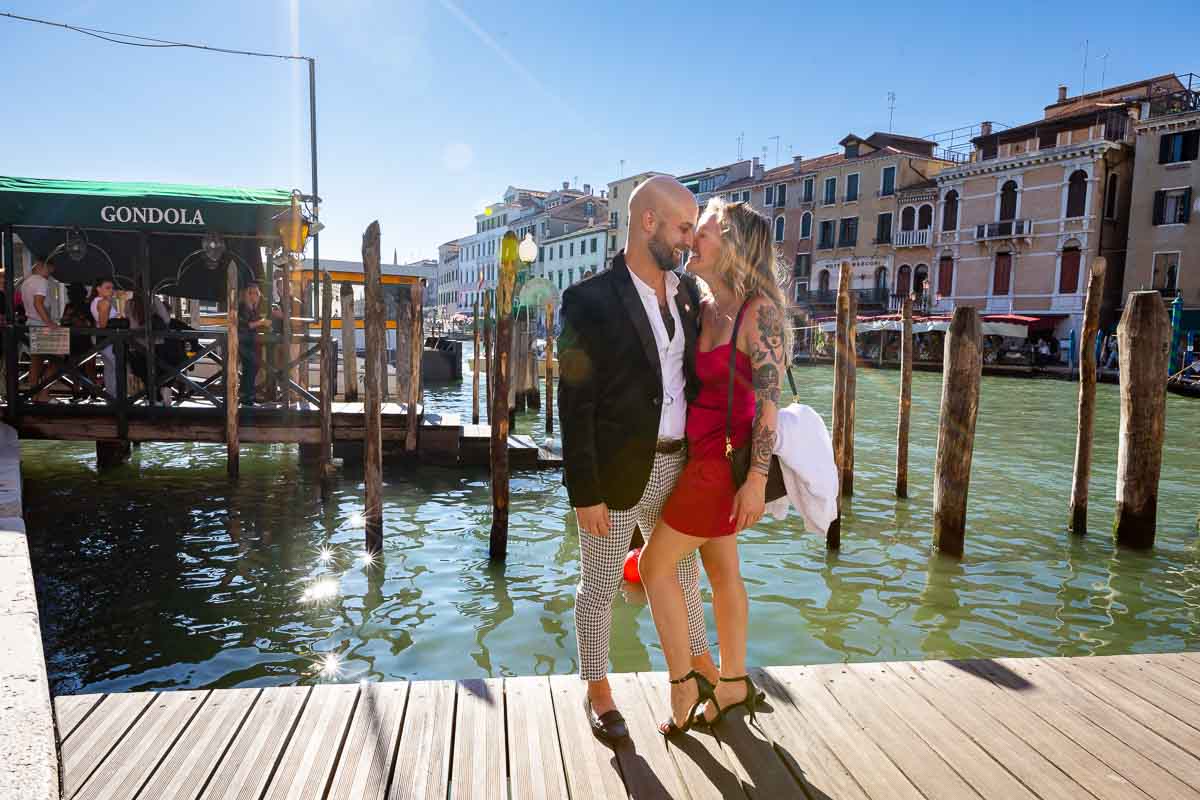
854, 288, 890, 308
817, 239, 835, 251
894, 229, 931, 248
976, 219, 1030, 241
795, 288, 838, 309
986, 296, 1013, 314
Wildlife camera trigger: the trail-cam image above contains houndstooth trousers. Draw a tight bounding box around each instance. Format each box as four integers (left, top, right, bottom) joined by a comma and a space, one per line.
576, 449, 709, 681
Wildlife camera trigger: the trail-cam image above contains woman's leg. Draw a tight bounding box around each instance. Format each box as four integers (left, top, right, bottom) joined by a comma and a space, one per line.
699, 534, 749, 719
639, 520, 708, 728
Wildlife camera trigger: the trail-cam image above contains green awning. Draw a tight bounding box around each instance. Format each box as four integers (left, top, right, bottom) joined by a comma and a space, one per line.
0, 176, 292, 236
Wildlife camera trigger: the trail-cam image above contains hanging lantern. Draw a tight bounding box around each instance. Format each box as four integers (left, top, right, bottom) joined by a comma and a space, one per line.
65, 227, 88, 262
201, 231, 226, 268
272, 190, 312, 254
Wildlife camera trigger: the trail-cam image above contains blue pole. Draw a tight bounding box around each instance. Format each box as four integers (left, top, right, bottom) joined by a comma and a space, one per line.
1069, 328, 1077, 371
1170, 295, 1183, 375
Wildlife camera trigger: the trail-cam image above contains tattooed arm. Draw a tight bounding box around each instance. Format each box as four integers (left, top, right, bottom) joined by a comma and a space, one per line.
730, 296, 786, 531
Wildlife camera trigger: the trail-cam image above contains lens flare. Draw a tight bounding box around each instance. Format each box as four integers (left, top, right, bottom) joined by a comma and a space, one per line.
357, 549, 377, 569
317, 547, 335, 566
316, 652, 342, 678
301, 578, 339, 604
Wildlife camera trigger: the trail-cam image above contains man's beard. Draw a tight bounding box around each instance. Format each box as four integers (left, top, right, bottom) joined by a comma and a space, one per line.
647, 232, 683, 272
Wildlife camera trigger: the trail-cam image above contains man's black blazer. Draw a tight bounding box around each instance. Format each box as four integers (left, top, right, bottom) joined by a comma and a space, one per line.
557, 251, 702, 511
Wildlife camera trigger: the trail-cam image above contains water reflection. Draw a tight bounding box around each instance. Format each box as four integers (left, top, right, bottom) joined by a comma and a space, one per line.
22, 360, 1200, 694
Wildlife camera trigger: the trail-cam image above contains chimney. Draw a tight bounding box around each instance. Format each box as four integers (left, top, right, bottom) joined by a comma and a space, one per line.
1057, 84, 1068, 103
752, 156, 764, 181
599, 189, 607, 199
980, 120, 993, 137
587, 216, 594, 227
583, 183, 592, 195
562, 181, 569, 191
792, 154, 803, 174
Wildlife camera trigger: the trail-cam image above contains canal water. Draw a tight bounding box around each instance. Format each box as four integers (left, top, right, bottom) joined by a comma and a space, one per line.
23, 344, 1200, 694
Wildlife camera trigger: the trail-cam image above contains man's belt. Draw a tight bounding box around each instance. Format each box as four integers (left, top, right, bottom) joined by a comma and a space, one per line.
655, 438, 686, 455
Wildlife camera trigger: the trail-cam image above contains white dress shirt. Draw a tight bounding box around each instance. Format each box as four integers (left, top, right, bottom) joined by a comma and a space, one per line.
628, 268, 687, 439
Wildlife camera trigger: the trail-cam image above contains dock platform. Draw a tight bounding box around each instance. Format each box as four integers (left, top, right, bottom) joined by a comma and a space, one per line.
53, 651, 1200, 799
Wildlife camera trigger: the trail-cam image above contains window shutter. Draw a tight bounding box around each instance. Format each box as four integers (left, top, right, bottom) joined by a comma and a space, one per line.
938, 256, 954, 296
1185, 131, 1200, 162
1058, 249, 1081, 294
1183, 188, 1193, 223
778, 184, 787, 205
1159, 135, 1172, 164
1153, 190, 1166, 225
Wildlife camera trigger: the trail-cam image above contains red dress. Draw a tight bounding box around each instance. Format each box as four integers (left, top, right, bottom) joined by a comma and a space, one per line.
661, 342, 754, 538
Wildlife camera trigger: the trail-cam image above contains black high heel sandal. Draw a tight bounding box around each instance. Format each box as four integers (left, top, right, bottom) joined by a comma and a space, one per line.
658, 670, 717, 737
696, 675, 761, 726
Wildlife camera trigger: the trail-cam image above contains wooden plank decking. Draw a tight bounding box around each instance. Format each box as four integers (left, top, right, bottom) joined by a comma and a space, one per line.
52, 652, 1200, 799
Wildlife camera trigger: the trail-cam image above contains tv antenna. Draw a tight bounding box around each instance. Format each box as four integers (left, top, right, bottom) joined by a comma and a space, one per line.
1081, 38, 1089, 95
888, 91, 896, 131
768, 135, 780, 166
1099, 50, 1111, 89
736, 131, 744, 160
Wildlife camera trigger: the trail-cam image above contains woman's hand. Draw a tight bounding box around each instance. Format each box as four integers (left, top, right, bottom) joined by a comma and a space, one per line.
730, 472, 766, 532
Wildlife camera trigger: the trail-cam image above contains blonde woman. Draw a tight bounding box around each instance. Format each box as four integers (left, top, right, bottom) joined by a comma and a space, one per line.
639, 199, 789, 735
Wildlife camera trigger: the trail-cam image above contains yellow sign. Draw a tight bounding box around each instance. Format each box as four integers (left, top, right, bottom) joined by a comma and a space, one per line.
497, 231, 518, 315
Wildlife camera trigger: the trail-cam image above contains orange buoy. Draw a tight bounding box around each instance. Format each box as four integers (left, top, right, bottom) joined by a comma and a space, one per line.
623, 547, 642, 583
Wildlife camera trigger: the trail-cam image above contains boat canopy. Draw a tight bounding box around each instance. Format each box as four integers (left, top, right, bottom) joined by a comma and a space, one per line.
814, 313, 1059, 339
0, 176, 293, 300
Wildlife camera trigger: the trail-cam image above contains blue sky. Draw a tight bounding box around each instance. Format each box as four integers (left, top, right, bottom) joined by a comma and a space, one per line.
1, 1, 1196, 261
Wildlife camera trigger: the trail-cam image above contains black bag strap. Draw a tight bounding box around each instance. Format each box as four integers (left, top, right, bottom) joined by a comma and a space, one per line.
724, 298, 797, 460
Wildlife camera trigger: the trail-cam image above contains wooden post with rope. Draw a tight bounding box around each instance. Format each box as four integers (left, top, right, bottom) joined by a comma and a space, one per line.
896, 295, 913, 498
1113, 290, 1170, 549
933, 306, 982, 557
362, 222, 384, 554
225, 258, 240, 478
339, 281, 357, 401
1068, 257, 1106, 534
490, 233, 518, 561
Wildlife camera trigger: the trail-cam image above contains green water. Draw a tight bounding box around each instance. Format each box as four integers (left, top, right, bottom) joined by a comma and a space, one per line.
22, 350, 1200, 695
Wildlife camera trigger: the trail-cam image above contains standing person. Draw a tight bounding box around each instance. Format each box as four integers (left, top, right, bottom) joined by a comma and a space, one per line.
558, 176, 716, 743
20, 259, 59, 402
60, 283, 96, 398
237, 283, 271, 405
639, 199, 789, 736
88, 279, 120, 396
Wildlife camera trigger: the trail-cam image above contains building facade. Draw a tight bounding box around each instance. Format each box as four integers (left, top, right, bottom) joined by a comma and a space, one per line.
436, 240, 460, 320
606, 171, 665, 264
933, 76, 1180, 338
1124, 75, 1200, 328
538, 224, 608, 293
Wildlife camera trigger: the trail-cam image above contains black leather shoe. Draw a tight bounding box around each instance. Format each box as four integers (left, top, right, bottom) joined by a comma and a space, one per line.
584, 696, 629, 742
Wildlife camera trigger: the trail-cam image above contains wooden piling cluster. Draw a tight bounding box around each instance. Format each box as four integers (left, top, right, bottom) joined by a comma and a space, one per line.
362, 222, 385, 554
932, 306, 982, 558
1068, 257, 1106, 534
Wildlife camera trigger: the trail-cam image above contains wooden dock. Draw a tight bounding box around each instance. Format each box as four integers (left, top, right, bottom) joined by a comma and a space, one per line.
52, 652, 1200, 799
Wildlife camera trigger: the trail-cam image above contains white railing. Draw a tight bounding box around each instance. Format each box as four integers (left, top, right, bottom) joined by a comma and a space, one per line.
975, 220, 1030, 240
986, 296, 1013, 314
894, 229, 931, 248
1051, 294, 1084, 312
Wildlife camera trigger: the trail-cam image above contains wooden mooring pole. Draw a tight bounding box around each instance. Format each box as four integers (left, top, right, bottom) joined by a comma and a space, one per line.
406, 282, 423, 454
490, 233, 518, 561
827, 264, 851, 549
339, 281, 358, 401
362, 222, 384, 554
319, 272, 334, 484
472, 296, 481, 425
1068, 257, 1106, 534
482, 292, 493, 424
932, 306, 982, 558
511, 313, 526, 414
1114, 290, 1170, 549
394, 291, 409, 405
896, 295, 913, 498
842, 290, 857, 497
545, 303, 555, 436
225, 258, 240, 478
279, 263, 294, 409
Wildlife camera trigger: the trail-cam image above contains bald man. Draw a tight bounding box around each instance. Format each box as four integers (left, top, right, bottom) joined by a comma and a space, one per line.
558, 176, 716, 742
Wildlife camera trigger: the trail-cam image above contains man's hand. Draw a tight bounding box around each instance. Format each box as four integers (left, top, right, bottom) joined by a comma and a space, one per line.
729, 473, 766, 532
575, 503, 610, 537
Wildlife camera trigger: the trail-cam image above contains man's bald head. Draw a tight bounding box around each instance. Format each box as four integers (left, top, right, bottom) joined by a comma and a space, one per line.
627, 176, 698, 272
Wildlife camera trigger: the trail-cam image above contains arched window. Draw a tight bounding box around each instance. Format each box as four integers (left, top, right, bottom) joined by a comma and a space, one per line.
1059, 243, 1082, 294
818, 269, 831, 293
1066, 170, 1088, 218
874, 266, 888, 290
896, 265, 912, 295
901, 206, 916, 231
918, 204, 933, 230
942, 190, 959, 231
914, 264, 930, 297
1000, 180, 1018, 221
774, 215, 785, 242
800, 211, 812, 239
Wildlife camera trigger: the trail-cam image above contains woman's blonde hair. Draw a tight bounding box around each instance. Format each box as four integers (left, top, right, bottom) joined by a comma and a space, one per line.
703, 197, 792, 359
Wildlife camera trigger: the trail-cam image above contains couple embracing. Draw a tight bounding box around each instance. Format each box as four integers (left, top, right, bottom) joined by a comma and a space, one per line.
559, 175, 790, 740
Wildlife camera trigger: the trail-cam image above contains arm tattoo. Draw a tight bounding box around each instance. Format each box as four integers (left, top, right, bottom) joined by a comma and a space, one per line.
749, 301, 785, 475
